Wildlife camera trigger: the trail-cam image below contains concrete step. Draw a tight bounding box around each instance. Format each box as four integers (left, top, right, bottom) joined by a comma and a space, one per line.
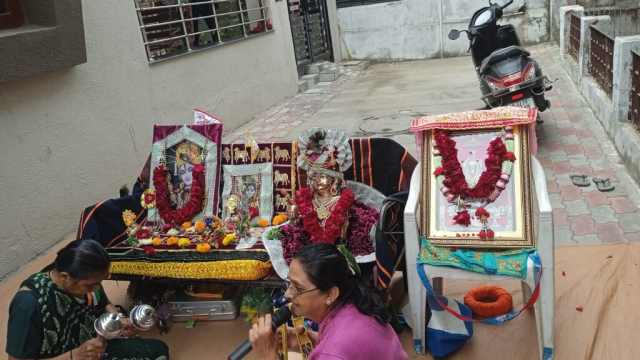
306, 63, 325, 74
298, 80, 310, 93
300, 74, 320, 87
319, 68, 341, 82
340, 60, 370, 71
304, 82, 333, 94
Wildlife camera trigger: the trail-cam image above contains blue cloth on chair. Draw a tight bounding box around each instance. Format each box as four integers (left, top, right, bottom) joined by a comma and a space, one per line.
426, 293, 473, 357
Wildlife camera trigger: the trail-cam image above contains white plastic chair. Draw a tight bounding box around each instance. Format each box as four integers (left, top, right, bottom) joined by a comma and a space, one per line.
404, 156, 555, 359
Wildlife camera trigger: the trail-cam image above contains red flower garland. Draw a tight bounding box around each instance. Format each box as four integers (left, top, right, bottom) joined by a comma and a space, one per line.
153, 164, 206, 225
452, 210, 471, 226
434, 130, 508, 202
297, 186, 355, 245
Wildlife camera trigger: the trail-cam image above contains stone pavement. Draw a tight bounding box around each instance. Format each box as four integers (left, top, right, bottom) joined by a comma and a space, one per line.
224, 43, 640, 244
534, 44, 640, 244
222, 69, 358, 144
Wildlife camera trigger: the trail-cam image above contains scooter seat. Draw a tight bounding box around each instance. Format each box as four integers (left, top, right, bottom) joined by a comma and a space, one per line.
479, 46, 530, 74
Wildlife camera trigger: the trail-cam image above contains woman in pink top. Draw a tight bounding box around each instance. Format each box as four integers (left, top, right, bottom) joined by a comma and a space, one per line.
249, 243, 408, 360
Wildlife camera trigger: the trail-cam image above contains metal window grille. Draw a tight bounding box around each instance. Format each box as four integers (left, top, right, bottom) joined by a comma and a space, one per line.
568, 13, 581, 61
135, 0, 272, 62
336, 0, 400, 9
629, 49, 640, 134
589, 25, 614, 98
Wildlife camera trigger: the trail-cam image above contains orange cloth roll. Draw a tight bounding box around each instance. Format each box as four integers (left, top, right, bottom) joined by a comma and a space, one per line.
464, 285, 513, 318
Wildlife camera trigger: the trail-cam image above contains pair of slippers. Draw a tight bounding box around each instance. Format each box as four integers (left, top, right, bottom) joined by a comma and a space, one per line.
569, 174, 615, 191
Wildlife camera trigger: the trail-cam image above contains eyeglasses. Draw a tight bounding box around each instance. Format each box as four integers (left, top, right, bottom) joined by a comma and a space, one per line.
284, 278, 318, 297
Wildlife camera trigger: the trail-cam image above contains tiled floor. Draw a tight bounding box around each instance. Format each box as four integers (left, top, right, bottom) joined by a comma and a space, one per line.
532, 45, 640, 244
222, 68, 360, 143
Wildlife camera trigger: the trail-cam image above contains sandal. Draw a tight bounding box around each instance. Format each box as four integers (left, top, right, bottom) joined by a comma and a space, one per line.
570, 174, 590, 187
593, 177, 615, 192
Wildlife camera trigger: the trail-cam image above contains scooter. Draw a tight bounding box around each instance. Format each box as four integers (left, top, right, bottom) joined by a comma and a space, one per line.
448, 0, 554, 113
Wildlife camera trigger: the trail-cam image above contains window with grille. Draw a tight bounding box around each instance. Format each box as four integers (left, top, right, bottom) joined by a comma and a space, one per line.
0, 0, 24, 30
336, 0, 400, 9
135, 0, 273, 62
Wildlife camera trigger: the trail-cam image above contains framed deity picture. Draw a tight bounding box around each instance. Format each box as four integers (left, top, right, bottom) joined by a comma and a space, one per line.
221, 163, 274, 226
148, 124, 223, 224
220, 142, 297, 215
420, 125, 535, 248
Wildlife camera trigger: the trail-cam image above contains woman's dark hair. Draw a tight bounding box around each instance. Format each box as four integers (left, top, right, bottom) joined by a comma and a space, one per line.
293, 243, 390, 324
42, 239, 111, 279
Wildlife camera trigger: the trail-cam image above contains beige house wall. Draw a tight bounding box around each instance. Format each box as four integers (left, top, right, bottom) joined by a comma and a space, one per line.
0, 0, 298, 281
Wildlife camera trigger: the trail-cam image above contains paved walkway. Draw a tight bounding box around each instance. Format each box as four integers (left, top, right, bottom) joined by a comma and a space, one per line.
534, 45, 640, 244
225, 43, 640, 244
223, 71, 356, 143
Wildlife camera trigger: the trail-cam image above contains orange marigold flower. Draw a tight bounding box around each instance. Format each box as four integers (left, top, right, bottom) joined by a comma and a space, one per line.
196, 243, 211, 253
272, 214, 289, 226
152, 237, 162, 246
195, 221, 206, 232
181, 222, 193, 229
167, 236, 179, 246
258, 219, 269, 227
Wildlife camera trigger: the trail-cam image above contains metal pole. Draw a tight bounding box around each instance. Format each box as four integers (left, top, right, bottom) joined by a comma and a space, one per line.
211, 0, 222, 44
178, 4, 192, 51
238, 0, 247, 38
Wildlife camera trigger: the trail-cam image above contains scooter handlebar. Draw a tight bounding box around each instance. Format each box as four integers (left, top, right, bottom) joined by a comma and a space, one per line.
500, 0, 513, 9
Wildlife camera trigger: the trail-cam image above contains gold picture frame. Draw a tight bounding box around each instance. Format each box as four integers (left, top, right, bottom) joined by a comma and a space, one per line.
420, 125, 535, 248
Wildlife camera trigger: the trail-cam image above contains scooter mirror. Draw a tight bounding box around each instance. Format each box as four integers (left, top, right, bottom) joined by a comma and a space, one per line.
448, 29, 460, 40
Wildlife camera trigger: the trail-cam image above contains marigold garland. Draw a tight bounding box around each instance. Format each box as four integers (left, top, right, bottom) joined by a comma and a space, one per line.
153, 164, 206, 225
297, 186, 354, 245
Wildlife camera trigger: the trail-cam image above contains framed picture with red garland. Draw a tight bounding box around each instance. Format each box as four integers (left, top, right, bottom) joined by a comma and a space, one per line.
148, 124, 223, 225
420, 124, 535, 248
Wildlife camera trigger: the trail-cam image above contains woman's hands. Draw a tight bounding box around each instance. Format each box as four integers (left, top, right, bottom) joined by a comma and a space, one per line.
278, 325, 318, 350
120, 318, 139, 338
73, 337, 107, 360
248, 314, 280, 360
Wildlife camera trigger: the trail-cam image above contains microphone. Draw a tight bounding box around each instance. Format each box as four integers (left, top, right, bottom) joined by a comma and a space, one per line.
228, 305, 293, 360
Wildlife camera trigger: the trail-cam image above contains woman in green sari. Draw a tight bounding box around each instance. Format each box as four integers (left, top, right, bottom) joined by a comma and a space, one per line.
6, 240, 169, 360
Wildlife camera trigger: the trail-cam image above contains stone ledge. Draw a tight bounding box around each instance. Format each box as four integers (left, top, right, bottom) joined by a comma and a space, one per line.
0, 0, 86, 84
